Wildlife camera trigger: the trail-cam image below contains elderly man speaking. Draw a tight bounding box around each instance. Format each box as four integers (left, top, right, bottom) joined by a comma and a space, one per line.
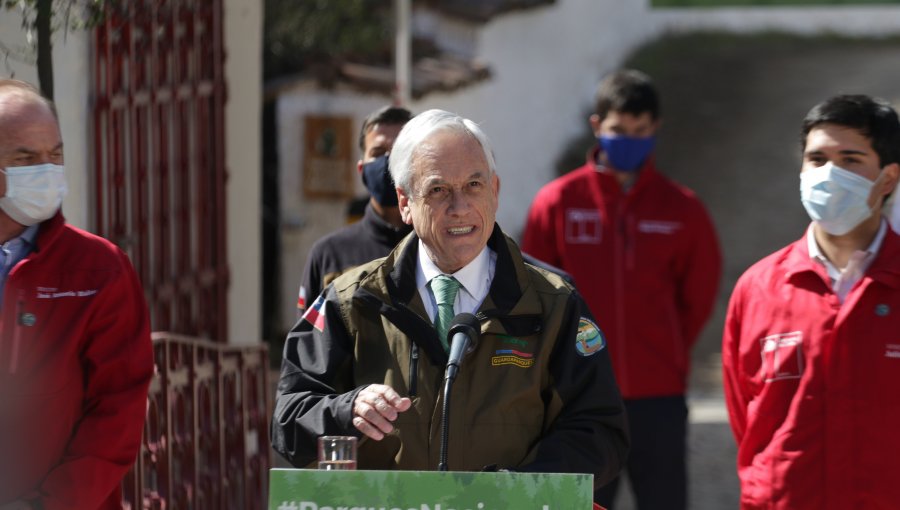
271, 109, 628, 485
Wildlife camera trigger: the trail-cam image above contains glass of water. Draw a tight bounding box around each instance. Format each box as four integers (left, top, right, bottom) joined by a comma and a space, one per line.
317, 435, 358, 470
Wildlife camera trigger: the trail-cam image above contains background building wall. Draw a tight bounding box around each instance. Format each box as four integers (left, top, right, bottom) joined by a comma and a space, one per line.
225, 0, 263, 345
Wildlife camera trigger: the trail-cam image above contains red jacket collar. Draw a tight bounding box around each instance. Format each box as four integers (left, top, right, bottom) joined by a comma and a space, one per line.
784, 223, 900, 290
33, 210, 66, 254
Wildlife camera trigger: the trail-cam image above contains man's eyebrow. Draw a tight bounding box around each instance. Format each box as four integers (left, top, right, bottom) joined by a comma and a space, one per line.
12, 142, 63, 155
804, 148, 868, 157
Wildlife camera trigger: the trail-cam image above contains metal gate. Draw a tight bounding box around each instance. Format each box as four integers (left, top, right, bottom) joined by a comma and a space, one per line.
93, 0, 228, 343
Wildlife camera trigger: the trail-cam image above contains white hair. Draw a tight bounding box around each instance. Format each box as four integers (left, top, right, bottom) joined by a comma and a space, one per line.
389, 109, 497, 194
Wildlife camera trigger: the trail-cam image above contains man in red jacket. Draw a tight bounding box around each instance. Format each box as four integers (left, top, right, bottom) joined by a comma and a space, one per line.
522, 69, 721, 509
0, 80, 153, 509
723, 95, 900, 509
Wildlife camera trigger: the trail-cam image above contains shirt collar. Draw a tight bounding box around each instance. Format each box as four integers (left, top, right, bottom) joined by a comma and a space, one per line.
416, 240, 493, 299
807, 219, 887, 276
3, 224, 39, 250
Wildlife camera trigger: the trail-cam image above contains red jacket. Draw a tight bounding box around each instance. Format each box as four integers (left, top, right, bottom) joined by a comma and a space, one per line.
522, 154, 721, 398
723, 228, 900, 509
0, 213, 153, 509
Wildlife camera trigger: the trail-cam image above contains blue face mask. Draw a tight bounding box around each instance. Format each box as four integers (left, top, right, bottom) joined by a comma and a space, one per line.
361, 155, 398, 207
598, 135, 656, 172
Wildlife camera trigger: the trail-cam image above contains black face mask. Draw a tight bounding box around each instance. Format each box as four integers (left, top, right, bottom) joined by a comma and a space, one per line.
361, 155, 398, 207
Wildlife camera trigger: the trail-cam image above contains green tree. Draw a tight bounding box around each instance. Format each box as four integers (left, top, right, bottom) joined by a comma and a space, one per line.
264, 0, 393, 81
2, 0, 108, 100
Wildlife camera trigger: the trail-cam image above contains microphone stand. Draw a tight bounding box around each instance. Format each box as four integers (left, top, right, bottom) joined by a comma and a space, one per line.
438, 376, 454, 472
437, 313, 480, 472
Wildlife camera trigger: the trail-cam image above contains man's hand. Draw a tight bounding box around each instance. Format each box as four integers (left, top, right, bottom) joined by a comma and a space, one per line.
352, 384, 411, 440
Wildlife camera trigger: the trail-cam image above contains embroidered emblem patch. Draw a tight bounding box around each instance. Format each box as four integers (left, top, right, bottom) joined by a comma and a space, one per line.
491, 349, 535, 368
760, 331, 804, 382
575, 318, 605, 356
498, 335, 528, 348
565, 208, 602, 244
301, 295, 327, 332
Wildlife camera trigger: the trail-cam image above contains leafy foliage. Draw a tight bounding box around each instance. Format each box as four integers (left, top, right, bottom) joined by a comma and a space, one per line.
264, 0, 394, 81
1, 0, 112, 98
2, 0, 108, 32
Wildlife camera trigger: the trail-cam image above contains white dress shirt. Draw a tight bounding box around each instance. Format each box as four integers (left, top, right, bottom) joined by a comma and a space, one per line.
807, 219, 887, 304
415, 240, 497, 321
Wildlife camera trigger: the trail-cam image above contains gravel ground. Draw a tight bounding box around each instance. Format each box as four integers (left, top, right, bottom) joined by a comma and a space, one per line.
608, 393, 740, 510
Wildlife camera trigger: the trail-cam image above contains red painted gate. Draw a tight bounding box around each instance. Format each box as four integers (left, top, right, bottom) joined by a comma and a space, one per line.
93, 0, 229, 343
92, 2, 271, 508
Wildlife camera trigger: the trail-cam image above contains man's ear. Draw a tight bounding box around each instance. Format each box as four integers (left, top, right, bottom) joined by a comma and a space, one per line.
357, 160, 364, 176
589, 114, 602, 137
398, 186, 413, 225
881, 162, 900, 199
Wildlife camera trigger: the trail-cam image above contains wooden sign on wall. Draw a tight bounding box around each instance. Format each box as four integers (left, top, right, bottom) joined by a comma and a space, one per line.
302, 115, 354, 199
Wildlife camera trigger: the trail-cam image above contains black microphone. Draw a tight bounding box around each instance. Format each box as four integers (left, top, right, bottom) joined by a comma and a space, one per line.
438, 312, 480, 472
444, 312, 480, 382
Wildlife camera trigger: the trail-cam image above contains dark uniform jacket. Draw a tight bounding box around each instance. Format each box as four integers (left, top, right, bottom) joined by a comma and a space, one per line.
272, 224, 629, 486
297, 203, 412, 316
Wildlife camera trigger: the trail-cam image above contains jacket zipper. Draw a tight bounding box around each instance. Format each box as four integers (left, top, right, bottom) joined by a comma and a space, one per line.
614, 201, 630, 388
408, 342, 419, 397
9, 293, 24, 374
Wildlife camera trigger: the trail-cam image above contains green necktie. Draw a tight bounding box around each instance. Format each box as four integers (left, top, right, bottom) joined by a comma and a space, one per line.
430, 275, 461, 351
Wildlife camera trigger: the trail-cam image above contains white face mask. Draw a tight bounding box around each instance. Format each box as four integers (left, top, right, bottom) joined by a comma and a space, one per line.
800, 162, 874, 236
0, 163, 68, 226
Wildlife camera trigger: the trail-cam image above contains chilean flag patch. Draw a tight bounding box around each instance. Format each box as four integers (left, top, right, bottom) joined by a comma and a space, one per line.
301, 295, 327, 332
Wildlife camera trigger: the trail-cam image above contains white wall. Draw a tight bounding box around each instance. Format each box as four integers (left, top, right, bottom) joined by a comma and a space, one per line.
0, 14, 92, 230
224, 0, 263, 345
410, 0, 655, 240
651, 4, 900, 35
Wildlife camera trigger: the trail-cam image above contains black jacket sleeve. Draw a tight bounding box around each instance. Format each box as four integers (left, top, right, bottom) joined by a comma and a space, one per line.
271, 285, 365, 467
517, 291, 630, 488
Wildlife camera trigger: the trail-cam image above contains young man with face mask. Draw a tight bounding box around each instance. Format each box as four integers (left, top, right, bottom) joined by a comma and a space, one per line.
522, 69, 722, 509
0, 81, 153, 508
296, 106, 414, 317
722, 95, 900, 509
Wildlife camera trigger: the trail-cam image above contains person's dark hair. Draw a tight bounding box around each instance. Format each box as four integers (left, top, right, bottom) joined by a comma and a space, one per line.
801, 94, 900, 167
594, 69, 660, 121
358, 105, 414, 151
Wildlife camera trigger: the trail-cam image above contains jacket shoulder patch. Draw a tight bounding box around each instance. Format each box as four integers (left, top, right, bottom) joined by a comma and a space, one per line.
575, 318, 605, 356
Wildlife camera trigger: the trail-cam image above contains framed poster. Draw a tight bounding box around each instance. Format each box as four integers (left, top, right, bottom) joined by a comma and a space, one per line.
303, 115, 354, 199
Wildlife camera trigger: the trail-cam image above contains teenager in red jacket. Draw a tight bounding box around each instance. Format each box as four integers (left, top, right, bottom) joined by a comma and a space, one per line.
0, 80, 153, 509
723, 95, 900, 509
523, 69, 721, 509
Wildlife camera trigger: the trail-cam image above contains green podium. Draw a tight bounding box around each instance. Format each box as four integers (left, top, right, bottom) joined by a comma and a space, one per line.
269, 469, 592, 510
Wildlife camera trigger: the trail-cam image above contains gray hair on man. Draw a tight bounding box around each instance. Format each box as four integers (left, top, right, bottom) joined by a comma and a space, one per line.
389, 109, 497, 194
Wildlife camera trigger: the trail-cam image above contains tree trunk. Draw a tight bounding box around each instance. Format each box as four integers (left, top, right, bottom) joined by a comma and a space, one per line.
36, 0, 54, 101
